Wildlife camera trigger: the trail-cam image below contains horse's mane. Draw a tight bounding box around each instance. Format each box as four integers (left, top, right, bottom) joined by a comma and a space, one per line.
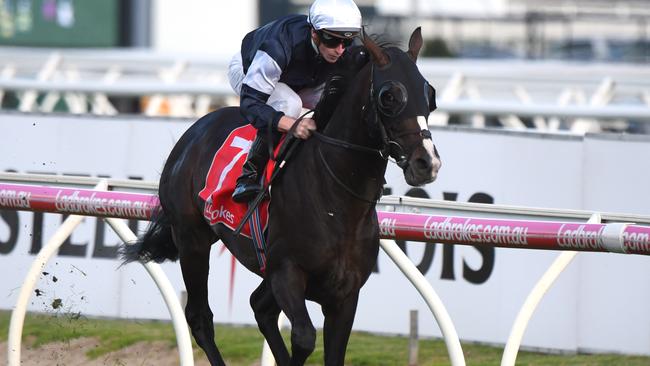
367, 33, 400, 50
312, 46, 367, 128
312, 35, 400, 128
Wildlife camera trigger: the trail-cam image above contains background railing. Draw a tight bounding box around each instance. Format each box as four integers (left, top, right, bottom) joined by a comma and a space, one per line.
2, 172, 650, 365
2, 47, 649, 133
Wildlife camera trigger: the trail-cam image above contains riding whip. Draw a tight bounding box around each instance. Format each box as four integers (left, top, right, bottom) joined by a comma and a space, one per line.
233, 110, 313, 236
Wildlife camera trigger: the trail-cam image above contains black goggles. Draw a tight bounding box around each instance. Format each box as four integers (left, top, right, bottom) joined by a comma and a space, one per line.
317, 30, 355, 48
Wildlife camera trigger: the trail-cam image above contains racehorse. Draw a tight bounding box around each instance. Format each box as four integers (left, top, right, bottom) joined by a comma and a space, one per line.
121, 28, 441, 366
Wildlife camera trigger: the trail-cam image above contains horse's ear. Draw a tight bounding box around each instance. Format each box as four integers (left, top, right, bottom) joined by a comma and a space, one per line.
361, 27, 389, 67
407, 27, 423, 62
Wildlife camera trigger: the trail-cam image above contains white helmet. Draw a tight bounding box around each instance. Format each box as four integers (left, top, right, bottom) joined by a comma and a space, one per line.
308, 0, 362, 34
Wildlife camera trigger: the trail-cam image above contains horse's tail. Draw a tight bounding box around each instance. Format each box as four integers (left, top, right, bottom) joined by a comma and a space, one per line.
120, 209, 179, 264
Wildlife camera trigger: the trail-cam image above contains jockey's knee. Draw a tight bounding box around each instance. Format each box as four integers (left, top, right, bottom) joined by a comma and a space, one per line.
227, 53, 244, 95
256, 129, 282, 145
268, 83, 303, 118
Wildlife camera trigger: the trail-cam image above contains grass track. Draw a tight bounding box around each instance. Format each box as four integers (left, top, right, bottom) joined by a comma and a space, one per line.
1, 311, 649, 365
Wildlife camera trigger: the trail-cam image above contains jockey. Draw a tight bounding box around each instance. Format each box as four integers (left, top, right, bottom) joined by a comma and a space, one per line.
229, 0, 362, 203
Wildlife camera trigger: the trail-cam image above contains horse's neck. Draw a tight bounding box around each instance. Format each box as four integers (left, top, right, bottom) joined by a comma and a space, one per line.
321, 67, 380, 148
313, 66, 387, 203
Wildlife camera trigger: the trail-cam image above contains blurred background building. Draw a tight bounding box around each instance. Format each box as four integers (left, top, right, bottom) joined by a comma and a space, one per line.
0, 0, 648, 133
0, 0, 648, 62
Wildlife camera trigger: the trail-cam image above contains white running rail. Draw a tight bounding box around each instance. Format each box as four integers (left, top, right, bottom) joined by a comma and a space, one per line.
3, 173, 650, 365
4, 178, 194, 366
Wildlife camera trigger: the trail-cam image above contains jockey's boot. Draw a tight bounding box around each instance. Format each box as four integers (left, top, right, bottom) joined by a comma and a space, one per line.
232, 135, 270, 203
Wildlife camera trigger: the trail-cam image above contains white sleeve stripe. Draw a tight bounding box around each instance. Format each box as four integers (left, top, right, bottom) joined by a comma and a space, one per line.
242, 50, 282, 96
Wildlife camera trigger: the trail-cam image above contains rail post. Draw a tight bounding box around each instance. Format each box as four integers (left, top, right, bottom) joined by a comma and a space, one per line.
501, 213, 602, 365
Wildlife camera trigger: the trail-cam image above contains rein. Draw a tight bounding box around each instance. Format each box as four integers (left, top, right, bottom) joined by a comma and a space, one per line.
233, 111, 310, 236
312, 131, 386, 159
313, 126, 386, 203
316, 146, 380, 203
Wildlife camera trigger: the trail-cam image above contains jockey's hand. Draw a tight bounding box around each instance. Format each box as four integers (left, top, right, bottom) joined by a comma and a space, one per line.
293, 118, 316, 140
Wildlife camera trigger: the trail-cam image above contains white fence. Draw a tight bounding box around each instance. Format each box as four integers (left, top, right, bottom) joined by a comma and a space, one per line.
0, 176, 194, 366
0, 173, 465, 366
3, 172, 649, 365
2, 47, 650, 133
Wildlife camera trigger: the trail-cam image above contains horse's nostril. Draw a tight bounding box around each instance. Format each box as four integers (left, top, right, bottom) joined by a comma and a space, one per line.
414, 158, 431, 170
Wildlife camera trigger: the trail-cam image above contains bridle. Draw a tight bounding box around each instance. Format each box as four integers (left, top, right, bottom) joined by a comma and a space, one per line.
314, 63, 431, 162
312, 68, 392, 163
313, 62, 434, 202
368, 63, 433, 169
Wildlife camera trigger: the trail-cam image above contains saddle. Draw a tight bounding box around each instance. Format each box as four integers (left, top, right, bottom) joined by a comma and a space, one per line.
198, 124, 298, 274
198, 125, 275, 239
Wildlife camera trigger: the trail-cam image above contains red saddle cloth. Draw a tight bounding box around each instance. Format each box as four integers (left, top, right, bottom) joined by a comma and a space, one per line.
198, 125, 275, 239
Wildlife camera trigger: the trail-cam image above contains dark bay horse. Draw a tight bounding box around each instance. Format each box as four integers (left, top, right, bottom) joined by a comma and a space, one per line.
122, 28, 441, 366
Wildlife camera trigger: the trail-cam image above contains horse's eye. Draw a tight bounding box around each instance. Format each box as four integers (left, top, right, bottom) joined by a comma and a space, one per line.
381, 92, 395, 105
377, 81, 407, 118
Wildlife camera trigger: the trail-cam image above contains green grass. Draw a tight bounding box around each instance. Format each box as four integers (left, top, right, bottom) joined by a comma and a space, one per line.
1, 310, 649, 365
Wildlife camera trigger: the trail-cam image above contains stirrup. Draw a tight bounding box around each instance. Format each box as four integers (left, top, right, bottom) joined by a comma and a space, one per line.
232, 183, 261, 203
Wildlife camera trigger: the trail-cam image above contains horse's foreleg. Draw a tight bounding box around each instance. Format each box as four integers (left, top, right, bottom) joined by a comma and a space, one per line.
270, 262, 315, 366
176, 228, 225, 366
251, 280, 290, 365
322, 293, 360, 366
